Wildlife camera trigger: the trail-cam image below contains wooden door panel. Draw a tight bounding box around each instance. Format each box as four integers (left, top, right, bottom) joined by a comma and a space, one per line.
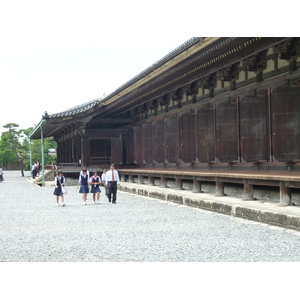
143, 123, 153, 163
179, 112, 196, 163
153, 119, 165, 163
215, 99, 238, 162
196, 104, 215, 163
165, 115, 179, 163
240, 95, 268, 162
272, 86, 300, 161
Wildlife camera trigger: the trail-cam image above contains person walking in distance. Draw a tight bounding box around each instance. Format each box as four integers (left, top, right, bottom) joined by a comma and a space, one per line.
78, 169, 90, 205
80, 165, 90, 200
0, 168, 4, 183
53, 171, 66, 206
106, 164, 120, 204
31, 163, 37, 179
90, 171, 101, 204
101, 168, 108, 197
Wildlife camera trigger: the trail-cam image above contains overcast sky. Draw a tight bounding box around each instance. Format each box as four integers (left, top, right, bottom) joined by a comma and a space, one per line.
0, 1, 194, 135
0, 0, 294, 136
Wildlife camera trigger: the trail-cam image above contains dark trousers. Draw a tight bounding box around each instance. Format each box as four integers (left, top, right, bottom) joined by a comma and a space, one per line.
107, 181, 117, 203
104, 185, 108, 196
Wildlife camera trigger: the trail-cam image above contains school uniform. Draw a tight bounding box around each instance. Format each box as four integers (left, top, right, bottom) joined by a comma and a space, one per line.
79, 173, 89, 194
101, 172, 108, 196
80, 170, 90, 180
90, 175, 101, 193
53, 176, 65, 196
105, 169, 120, 203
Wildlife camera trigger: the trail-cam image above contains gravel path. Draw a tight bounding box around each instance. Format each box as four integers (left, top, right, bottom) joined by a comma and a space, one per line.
1, 171, 300, 262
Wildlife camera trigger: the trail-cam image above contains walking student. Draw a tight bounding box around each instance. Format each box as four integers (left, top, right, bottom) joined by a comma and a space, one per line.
0, 168, 4, 183
106, 164, 121, 204
101, 168, 108, 197
31, 163, 37, 179
54, 171, 66, 206
78, 169, 89, 205
90, 171, 101, 204
80, 165, 90, 179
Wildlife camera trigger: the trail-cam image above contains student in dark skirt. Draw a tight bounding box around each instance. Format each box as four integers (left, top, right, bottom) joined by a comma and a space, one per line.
77, 169, 89, 205
53, 171, 66, 206
90, 171, 101, 204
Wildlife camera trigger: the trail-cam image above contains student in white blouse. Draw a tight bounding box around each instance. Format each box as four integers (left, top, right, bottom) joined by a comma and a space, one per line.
101, 168, 108, 197
80, 165, 90, 180
105, 164, 120, 204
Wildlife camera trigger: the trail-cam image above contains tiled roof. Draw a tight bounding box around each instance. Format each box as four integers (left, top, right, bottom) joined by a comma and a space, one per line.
48, 98, 101, 118
48, 37, 203, 119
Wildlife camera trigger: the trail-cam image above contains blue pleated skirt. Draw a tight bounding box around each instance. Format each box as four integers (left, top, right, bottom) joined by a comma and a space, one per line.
90, 186, 101, 193
79, 185, 89, 194
54, 186, 63, 196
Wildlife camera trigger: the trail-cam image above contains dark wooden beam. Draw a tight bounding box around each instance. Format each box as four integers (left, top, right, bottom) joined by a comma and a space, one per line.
88, 118, 134, 125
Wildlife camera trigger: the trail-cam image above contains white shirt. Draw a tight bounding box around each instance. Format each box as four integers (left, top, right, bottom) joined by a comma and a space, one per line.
79, 172, 89, 183
101, 173, 107, 182
105, 169, 120, 185
54, 176, 65, 187
80, 170, 90, 176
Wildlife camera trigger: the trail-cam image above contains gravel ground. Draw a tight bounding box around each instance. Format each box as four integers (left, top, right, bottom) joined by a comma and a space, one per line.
1, 170, 300, 262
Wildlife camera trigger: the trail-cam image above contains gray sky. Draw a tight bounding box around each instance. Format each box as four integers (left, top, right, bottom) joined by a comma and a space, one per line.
0, 1, 193, 135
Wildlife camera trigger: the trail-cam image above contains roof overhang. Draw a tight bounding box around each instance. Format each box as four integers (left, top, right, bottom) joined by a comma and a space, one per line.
29, 37, 291, 139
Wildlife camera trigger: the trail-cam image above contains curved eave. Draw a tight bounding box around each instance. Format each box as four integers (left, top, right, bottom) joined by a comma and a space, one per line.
30, 37, 205, 139
29, 108, 100, 139
28, 119, 46, 140
46, 37, 204, 120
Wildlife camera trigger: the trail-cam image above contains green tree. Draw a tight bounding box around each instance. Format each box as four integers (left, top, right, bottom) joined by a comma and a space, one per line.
0, 132, 17, 167
28, 138, 57, 166
1, 124, 57, 174
2, 123, 27, 176
23, 127, 57, 168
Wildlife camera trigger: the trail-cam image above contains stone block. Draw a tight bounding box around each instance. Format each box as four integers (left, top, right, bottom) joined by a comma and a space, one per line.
167, 194, 183, 204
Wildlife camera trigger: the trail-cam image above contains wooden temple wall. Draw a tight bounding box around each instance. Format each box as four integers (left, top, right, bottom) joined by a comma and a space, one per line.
51, 38, 300, 171
125, 85, 300, 170
56, 131, 82, 165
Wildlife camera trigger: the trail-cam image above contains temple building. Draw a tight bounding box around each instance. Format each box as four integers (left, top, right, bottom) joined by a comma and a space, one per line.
29, 37, 300, 205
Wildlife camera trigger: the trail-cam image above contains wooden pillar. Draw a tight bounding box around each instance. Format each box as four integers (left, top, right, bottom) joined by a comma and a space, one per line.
192, 177, 202, 193
138, 174, 143, 184
67, 138, 71, 162
161, 176, 167, 188
56, 141, 61, 164
65, 139, 68, 162
84, 138, 91, 166
79, 127, 86, 167
80, 136, 84, 167
77, 135, 81, 165
121, 173, 126, 182
148, 176, 154, 186
214, 178, 226, 196
175, 176, 182, 190
242, 179, 255, 200
128, 174, 134, 183
279, 182, 291, 206
71, 138, 75, 162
